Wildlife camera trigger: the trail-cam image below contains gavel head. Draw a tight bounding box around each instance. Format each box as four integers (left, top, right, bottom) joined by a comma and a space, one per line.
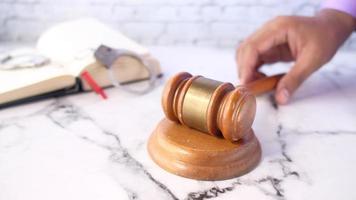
162, 72, 256, 142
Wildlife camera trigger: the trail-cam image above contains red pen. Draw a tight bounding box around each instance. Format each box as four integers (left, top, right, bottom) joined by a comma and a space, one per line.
81, 70, 108, 99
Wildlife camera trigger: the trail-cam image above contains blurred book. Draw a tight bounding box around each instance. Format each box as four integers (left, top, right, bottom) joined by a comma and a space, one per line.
0, 18, 161, 108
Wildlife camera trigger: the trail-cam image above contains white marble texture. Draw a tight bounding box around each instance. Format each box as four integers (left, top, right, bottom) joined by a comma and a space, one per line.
0, 46, 356, 200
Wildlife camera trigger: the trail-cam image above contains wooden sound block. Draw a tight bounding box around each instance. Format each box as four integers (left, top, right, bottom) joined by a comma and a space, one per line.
148, 118, 261, 181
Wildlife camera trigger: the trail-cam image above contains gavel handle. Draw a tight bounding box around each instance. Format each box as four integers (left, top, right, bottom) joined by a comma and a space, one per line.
243, 73, 285, 96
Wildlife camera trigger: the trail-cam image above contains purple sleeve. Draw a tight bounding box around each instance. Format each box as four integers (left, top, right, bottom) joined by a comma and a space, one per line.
322, 0, 356, 18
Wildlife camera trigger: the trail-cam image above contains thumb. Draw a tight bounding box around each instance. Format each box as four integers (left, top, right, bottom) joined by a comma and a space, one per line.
275, 72, 303, 105
275, 51, 319, 104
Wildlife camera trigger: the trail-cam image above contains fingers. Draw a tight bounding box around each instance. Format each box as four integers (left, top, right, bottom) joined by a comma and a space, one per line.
275, 48, 320, 104
237, 19, 289, 84
260, 44, 293, 63
237, 43, 262, 84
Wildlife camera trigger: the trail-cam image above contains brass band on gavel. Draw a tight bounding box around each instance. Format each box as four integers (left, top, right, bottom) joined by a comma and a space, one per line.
182, 77, 224, 133
162, 72, 257, 142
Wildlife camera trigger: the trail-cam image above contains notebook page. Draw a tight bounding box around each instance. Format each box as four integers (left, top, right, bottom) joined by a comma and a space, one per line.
0, 48, 70, 94
36, 18, 149, 77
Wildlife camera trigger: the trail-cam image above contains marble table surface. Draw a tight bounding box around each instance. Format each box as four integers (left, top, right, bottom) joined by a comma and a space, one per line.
0, 45, 356, 200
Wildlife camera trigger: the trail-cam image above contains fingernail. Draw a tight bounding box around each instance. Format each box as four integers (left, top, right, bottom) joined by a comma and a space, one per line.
277, 88, 290, 104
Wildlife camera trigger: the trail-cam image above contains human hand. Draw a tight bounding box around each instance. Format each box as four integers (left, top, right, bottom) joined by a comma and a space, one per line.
236, 9, 355, 104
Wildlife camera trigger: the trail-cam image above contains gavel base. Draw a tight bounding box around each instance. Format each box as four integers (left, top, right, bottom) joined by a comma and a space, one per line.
147, 118, 261, 181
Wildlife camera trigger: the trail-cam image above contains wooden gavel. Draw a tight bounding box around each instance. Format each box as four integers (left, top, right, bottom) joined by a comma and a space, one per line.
162, 72, 283, 142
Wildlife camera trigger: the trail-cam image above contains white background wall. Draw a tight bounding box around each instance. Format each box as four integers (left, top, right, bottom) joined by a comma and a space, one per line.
0, 0, 355, 48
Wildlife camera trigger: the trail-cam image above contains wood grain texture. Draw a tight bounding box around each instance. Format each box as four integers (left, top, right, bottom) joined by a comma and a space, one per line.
149, 72, 282, 180
148, 119, 261, 181
162, 72, 256, 142
245, 74, 284, 96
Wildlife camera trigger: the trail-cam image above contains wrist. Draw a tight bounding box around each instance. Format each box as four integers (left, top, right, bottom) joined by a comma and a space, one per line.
316, 9, 355, 46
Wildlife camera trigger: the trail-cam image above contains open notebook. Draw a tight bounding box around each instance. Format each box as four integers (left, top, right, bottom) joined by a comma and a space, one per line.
0, 19, 161, 108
